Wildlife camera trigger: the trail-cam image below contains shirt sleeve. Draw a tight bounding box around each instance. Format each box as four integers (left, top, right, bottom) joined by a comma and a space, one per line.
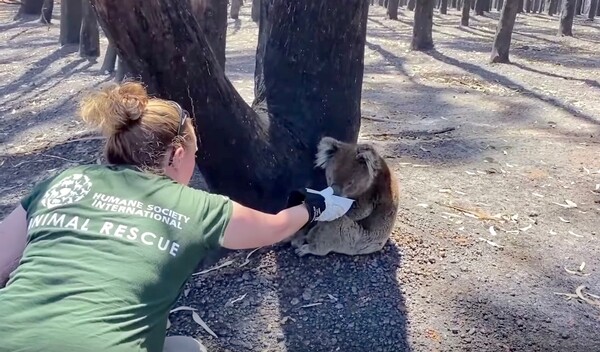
191, 190, 234, 251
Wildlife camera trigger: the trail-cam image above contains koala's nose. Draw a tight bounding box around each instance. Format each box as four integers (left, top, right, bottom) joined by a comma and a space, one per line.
330, 184, 342, 195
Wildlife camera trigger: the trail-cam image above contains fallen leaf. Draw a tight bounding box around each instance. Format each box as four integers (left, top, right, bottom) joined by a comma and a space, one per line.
569, 230, 583, 238
193, 260, 235, 276
559, 217, 570, 223
300, 302, 323, 308
519, 224, 532, 232
192, 311, 218, 339
170, 306, 197, 314
580, 262, 586, 272
489, 226, 497, 236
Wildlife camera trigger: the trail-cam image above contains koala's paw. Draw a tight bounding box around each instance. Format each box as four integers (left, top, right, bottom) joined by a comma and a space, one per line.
294, 244, 312, 257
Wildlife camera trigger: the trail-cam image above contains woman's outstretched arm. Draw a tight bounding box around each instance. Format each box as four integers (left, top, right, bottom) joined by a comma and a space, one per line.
0, 206, 28, 288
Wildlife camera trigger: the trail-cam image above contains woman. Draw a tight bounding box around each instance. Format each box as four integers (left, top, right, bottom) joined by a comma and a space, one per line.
0, 81, 347, 352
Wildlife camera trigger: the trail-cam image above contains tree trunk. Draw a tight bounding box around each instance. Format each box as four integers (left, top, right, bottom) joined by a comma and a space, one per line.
388, 0, 400, 18
490, 0, 520, 63
251, 0, 260, 22
548, 0, 558, 14
190, 0, 227, 70
461, 0, 472, 25
525, 0, 532, 12
558, 0, 576, 35
38, 0, 54, 23
518, 0, 524, 11
60, 0, 82, 45
475, 0, 487, 13
101, 42, 117, 74
114, 56, 132, 82
384, 0, 390, 6
230, 0, 243, 19
79, 0, 100, 58
441, 0, 449, 13
575, 0, 582, 13
14, 0, 44, 19
411, 0, 435, 50
379, 0, 385, 5
91, 0, 369, 212
408, 0, 416, 10
589, 0, 598, 19
497, 0, 505, 10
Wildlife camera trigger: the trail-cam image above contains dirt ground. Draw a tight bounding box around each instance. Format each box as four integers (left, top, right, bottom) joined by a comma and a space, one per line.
2, 3, 600, 352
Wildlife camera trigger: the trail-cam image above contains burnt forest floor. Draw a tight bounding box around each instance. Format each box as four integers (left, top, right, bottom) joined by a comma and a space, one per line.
1, 3, 600, 352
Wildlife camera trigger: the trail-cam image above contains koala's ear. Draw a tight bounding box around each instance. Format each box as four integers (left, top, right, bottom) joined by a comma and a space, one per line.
356, 144, 381, 178
315, 136, 340, 169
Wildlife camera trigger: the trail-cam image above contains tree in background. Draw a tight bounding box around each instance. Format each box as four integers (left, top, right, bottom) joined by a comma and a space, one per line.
412, 0, 435, 50
490, 0, 520, 63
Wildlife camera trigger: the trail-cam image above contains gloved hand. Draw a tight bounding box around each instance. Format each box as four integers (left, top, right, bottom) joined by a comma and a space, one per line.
286, 187, 354, 223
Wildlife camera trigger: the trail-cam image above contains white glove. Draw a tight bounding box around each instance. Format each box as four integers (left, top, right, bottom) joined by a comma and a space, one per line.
305, 187, 354, 222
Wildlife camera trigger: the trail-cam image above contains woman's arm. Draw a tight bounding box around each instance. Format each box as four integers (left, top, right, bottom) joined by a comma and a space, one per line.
0, 205, 28, 288
220, 202, 309, 250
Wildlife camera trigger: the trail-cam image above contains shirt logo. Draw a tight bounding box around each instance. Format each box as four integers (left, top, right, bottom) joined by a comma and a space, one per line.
40, 173, 93, 209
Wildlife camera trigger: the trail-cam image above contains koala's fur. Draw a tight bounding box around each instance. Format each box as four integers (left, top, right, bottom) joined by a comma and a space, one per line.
291, 136, 400, 257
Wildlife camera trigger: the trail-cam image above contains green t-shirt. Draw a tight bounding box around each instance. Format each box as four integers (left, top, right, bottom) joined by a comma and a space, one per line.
0, 164, 233, 352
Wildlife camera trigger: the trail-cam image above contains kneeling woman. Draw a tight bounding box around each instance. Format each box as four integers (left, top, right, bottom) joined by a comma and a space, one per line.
0, 81, 344, 352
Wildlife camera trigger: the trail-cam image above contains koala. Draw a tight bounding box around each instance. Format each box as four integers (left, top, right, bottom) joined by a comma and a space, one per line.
291, 136, 400, 257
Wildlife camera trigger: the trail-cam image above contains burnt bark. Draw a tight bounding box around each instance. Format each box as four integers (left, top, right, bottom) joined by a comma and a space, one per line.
230, 0, 243, 19
114, 56, 132, 82
101, 42, 117, 73
91, 0, 369, 212
490, 0, 519, 63
440, 0, 449, 13
558, 0, 576, 35
79, 0, 100, 58
411, 0, 435, 50
38, 0, 54, 23
497, 0, 505, 10
251, 0, 260, 22
589, 0, 598, 19
388, 0, 400, 18
548, 0, 558, 14
525, 0, 532, 11
60, 0, 82, 45
14, 0, 44, 19
475, 0, 486, 14
518, 0, 524, 11
408, 0, 416, 10
575, 0, 582, 13
190, 0, 227, 69
461, 0, 472, 25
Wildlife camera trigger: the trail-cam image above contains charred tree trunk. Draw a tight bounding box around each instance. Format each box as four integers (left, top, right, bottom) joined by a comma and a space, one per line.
251, 0, 260, 22
490, 0, 519, 63
440, 0, 449, 13
114, 56, 132, 82
38, 0, 54, 23
461, 0, 472, 25
589, 0, 598, 19
408, 0, 416, 10
379, 0, 385, 5
388, 0, 400, 18
190, 0, 228, 69
558, 0, 576, 35
497, 0, 505, 10
230, 0, 243, 19
101, 42, 117, 74
518, 0, 524, 11
575, 0, 582, 13
475, 0, 487, 14
91, 0, 369, 212
79, 0, 100, 58
14, 0, 44, 19
60, 0, 82, 45
525, 0, 532, 11
411, 0, 435, 50
548, 0, 558, 14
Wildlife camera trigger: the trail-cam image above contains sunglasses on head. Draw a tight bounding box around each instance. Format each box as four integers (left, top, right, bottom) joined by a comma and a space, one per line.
167, 101, 192, 166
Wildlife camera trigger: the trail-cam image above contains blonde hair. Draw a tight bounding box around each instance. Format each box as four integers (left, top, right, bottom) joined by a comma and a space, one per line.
78, 80, 194, 173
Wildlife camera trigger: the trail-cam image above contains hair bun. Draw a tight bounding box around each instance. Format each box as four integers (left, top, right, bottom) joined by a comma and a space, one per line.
78, 81, 149, 136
